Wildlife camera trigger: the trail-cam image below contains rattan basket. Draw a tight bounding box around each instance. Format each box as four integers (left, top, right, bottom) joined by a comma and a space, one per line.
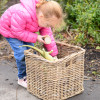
24, 42, 85, 100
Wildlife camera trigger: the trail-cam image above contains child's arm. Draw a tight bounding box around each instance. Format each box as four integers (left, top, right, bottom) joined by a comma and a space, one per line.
39, 27, 58, 57
10, 11, 38, 43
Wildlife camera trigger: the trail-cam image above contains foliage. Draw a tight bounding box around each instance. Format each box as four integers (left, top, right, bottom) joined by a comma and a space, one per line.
55, 0, 100, 46
0, 0, 9, 16
0, 0, 100, 46
96, 46, 100, 49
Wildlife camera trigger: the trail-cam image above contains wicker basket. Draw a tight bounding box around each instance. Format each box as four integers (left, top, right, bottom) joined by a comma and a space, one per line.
24, 42, 85, 100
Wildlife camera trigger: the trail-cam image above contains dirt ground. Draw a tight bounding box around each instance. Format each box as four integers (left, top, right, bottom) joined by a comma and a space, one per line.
0, 36, 100, 80
84, 45, 100, 79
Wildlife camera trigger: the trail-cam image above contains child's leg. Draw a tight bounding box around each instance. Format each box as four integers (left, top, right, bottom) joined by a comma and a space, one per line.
24, 42, 34, 48
24, 42, 36, 54
5, 38, 32, 79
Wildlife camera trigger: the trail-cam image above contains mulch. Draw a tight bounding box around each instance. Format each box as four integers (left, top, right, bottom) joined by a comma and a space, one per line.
0, 36, 100, 80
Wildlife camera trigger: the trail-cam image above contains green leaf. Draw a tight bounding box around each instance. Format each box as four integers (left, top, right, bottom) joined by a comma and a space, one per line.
96, 46, 100, 49
92, 71, 97, 75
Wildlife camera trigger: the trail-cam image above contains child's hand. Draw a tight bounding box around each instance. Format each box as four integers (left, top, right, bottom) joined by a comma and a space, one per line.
37, 35, 51, 44
37, 35, 46, 44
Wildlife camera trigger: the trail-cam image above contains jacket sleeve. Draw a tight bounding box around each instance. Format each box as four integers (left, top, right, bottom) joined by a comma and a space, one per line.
11, 11, 38, 43
39, 27, 58, 57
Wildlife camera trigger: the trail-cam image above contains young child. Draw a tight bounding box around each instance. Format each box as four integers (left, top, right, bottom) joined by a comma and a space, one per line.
0, 0, 63, 88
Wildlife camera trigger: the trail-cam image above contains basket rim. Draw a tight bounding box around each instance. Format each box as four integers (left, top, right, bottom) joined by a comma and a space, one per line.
24, 41, 85, 63
56, 41, 85, 51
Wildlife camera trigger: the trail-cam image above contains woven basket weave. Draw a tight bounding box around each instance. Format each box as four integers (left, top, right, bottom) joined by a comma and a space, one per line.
24, 42, 85, 100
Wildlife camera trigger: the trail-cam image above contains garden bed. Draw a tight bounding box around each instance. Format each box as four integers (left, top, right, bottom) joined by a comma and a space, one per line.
0, 37, 100, 80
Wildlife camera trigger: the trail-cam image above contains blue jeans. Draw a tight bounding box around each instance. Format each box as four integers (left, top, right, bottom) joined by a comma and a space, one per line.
6, 38, 34, 79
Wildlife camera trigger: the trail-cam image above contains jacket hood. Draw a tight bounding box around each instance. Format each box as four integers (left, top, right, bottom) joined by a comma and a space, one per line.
20, 0, 39, 21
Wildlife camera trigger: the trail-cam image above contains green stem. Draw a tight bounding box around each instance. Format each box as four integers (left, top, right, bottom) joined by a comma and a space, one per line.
49, 50, 53, 54
19, 45, 43, 55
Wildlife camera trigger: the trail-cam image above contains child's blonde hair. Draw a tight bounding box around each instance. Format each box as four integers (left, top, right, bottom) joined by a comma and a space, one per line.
36, 0, 64, 28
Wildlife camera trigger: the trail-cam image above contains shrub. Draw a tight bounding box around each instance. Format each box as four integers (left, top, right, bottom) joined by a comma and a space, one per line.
56, 0, 100, 46
0, 0, 9, 16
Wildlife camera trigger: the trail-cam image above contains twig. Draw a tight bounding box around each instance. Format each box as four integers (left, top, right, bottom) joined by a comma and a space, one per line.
16, 86, 19, 100
0, 54, 14, 60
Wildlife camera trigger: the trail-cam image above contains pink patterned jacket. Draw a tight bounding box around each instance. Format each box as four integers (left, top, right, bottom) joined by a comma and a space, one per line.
0, 0, 58, 56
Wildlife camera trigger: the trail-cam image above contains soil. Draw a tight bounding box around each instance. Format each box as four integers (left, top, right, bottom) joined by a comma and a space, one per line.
0, 37, 100, 80
84, 45, 100, 80
0, 0, 100, 80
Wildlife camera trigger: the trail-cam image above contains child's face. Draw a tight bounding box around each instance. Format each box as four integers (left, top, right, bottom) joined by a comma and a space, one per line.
37, 12, 58, 28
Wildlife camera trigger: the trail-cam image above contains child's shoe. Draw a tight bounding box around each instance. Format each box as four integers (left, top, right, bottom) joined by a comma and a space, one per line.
18, 76, 27, 88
